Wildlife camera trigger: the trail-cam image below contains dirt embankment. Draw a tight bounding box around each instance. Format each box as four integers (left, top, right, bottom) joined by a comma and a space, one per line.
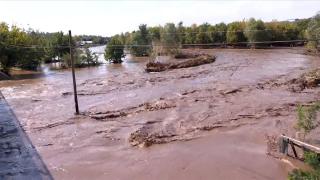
145, 52, 216, 72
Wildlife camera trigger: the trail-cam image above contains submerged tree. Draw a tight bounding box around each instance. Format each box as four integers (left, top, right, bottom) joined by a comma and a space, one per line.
104, 35, 125, 63
61, 47, 99, 68
61, 49, 83, 68
83, 47, 99, 66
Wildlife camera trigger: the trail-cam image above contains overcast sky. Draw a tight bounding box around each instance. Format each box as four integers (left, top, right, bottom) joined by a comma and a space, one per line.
0, 0, 319, 36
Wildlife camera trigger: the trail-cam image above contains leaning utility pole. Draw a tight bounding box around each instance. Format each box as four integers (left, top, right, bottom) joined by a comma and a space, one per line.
68, 30, 79, 114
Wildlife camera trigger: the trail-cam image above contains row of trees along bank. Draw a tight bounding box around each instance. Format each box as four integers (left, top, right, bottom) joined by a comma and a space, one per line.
104, 13, 320, 63
1, 13, 319, 74
0, 23, 107, 76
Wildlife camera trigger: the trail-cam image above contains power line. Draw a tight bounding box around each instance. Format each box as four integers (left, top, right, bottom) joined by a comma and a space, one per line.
1, 28, 304, 48
3, 44, 70, 49
2, 38, 318, 50
104, 39, 316, 47
134, 28, 302, 36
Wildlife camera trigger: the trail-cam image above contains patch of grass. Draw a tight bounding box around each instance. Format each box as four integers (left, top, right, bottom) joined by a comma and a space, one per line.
289, 103, 320, 179
288, 151, 320, 180
297, 102, 320, 133
305, 151, 320, 170
288, 169, 320, 180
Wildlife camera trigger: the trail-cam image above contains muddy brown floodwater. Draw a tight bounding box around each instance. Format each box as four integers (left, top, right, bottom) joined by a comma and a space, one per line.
1, 48, 320, 180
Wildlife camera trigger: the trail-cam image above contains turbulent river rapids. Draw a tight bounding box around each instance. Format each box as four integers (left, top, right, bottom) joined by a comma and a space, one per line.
1, 47, 320, 179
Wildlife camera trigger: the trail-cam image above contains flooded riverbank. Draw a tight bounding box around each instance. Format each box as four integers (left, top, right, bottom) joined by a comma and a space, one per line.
1, 48, 319, 179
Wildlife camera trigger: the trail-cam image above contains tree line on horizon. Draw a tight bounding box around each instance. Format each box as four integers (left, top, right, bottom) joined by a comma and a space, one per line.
0, 13, 319, 74
105, 13, 320, 63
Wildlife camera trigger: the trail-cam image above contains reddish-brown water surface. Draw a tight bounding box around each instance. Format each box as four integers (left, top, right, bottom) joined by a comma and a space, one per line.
1, 48, 319, 180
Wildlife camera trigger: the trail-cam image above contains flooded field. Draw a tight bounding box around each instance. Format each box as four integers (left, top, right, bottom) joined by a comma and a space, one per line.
1, 48, 320, 179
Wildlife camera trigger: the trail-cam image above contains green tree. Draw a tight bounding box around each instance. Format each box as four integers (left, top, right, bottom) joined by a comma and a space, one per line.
226, 21, 246, 44
0, 23, 43, 74
177, 21, 186, 44
295, 18, 311, 39
149, 26, 162, 56
266, 21, 299, 41
244, 18, 271, 47
184, 24, 197, 44
104, 35, 125, 63
306, 12, 320, 50
42, 32, 70, 62
0, 22, 13, 74
149, 26, 161, 42
160, 23, 180, 55
130, 24, 151, 56
212, 23, 227, 43
196, 23, 212, 44
52, 32, 70, 61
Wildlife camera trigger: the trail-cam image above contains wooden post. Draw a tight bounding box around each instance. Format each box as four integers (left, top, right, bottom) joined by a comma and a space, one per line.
290, 141, 298, 158
69, 30, 79, 115
279, 136, 288, 154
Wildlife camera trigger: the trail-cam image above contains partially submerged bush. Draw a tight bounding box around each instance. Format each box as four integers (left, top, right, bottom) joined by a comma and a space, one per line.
61, 49, 83, 68
104, 35, 125, 64
297, 102, 320, 133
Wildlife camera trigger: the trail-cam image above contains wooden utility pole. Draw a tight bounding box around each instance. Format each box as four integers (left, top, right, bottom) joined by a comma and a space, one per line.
69, 30, 79, 114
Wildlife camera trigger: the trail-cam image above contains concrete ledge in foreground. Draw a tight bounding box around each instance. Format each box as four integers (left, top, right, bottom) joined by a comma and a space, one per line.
0, 91, 53, 180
